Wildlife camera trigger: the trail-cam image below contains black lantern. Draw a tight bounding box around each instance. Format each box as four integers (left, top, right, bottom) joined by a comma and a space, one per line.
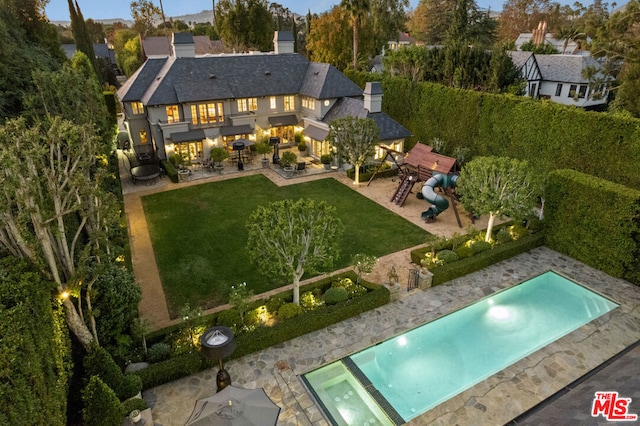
201, 326, 236, 392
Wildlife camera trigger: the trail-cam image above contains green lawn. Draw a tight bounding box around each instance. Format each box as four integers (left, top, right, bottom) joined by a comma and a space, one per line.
142, 174, 430, 317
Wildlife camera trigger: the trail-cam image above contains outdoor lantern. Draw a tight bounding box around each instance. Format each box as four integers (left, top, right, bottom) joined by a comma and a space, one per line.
232, 140, 245, 171
200, 326, 236, 392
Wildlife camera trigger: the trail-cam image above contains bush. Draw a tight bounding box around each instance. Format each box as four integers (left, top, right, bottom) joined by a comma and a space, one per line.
321, 154, 332, 164
147, 342, 171, 363
346, 163, 398, 182
265, 297, 285, 314
436, 249, 459, 264
324, 287, 349, 305
136, 353, 203, 390
332, 277, 353, 288
300, 291, 324, 311
216, 309, 242, 331
508, 224, 530, 240
471, 241, 492, 254
454, 245, 474, 259
121, 397, 148, 416
495, 227, 513, 243
297, 141, 307, 151
280, 151, 298, 167
345, 283, 368, 299
82, 376, 124, 426
161, 160, 178, 183
278, 303, 303, 320
84, 344, 141, 400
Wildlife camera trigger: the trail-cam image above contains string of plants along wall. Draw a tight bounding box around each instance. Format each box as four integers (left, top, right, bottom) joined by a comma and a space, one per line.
354, 73, 640, 190
545, 169, 640, 285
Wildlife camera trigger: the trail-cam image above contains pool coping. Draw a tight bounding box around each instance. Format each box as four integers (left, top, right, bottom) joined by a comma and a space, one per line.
294, 247, 640, 425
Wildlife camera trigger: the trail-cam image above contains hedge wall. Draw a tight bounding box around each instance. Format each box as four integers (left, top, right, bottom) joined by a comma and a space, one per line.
0, 259, 71, 425
545, 169, 640, 285
345, 72, 640, 190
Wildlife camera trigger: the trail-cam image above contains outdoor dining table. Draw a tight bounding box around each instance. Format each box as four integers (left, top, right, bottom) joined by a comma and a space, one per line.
131, 164, 161, 184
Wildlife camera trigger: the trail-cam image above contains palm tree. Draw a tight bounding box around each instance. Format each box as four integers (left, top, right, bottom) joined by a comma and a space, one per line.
341, 0, 370, 70
556, 26, 585, 54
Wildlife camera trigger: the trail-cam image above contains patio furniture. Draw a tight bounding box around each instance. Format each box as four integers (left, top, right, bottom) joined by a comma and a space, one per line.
295, 162, 307, 175
131, 164, 161, 184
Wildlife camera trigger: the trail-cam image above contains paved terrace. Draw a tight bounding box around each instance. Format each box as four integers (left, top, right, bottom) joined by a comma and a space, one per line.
118, 150, 640, 425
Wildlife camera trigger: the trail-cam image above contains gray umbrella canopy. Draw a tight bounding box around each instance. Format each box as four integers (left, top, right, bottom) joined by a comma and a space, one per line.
185, 386, 280, 426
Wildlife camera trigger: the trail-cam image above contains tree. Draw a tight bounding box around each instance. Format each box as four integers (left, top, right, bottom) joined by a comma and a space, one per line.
554, 25, 585, 54
370, 0, 409, 53
341, 0, 371, 70
216, 0, 273, 52
327, 116, 380, 185
113, 29, 142, 77
498, 0, 558, 42
408, 0, 457, 44
457, 156, 539, 242
307, 7, 354, 69
130, 0, 161, 36
81, 376, 124, 426
247, 199, 343, 305
68, 0, 97, 77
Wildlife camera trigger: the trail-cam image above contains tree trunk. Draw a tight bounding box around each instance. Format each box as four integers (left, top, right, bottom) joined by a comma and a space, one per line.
354, 162, 360, 185
63, 297, 94, 347
485, 212, 497, 242
353, 19, 358, 70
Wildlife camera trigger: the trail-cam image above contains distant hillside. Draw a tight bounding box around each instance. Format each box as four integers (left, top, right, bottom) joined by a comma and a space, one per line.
51, 9, 213, 27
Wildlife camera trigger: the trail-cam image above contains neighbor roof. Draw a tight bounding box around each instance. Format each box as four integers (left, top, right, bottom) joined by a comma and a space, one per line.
141, 36, 227, 57
535, 55, 605, 83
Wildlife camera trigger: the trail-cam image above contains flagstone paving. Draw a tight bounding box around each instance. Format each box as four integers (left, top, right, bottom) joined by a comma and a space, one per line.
142, 247, 640, 425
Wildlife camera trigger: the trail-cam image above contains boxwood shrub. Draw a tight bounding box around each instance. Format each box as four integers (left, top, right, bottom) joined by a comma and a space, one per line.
161, 160, 178, 183
138, 271, 389, 390
346, 164, 399, 182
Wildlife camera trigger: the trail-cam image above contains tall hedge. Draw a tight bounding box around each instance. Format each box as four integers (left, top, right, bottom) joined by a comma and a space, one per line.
345, 72, 640, 190
545, 169, 640, 285
0, 258, 71, 425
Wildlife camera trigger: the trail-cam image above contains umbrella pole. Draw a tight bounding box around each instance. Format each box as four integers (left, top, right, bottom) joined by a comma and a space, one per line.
216, 359, 231, 393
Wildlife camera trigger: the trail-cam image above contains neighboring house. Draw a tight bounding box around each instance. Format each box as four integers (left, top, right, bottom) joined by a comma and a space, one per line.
387, 32, 417, 51
515, 32, 581, 54
508, 51, 610, 108
141, 33, 227, 59
117, 31, 411, 163
62, 43, 117, 66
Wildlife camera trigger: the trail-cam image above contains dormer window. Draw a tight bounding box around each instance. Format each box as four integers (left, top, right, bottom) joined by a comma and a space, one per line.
283, 95, 294, 112
302, 96, 315, 110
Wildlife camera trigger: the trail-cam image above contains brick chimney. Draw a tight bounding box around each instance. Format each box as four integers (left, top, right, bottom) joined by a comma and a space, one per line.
532, 21, 547, 47
364, 82, 383, 113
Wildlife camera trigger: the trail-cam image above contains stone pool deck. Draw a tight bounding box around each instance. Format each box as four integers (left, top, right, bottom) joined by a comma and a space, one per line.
143, 246, 640, 425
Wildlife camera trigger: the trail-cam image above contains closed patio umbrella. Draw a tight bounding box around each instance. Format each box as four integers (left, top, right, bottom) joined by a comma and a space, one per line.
185, 385, 281, 426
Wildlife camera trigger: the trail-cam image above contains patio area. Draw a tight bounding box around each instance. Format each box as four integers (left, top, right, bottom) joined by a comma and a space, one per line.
142, 247, 640, 425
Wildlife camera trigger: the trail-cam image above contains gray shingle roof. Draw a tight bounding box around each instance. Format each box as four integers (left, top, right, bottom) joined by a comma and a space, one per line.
507, 51, 534, 69
535, 55, 604, 83
120, 52, 364, 106
322, 98, 412, 141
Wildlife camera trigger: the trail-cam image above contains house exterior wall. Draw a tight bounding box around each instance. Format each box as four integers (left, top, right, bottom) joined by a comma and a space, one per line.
538, 81, 607, 107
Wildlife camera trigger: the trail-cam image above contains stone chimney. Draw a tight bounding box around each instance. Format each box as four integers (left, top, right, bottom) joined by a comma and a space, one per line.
364, 82, 383, 113
172, 32, 195, 58
273, 31, 294, 54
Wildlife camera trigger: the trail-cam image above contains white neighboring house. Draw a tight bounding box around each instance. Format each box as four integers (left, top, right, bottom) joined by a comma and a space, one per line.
508, 51, 610, 108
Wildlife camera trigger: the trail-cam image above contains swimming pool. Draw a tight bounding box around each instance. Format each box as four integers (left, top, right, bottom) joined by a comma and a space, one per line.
301, 271, 618, 425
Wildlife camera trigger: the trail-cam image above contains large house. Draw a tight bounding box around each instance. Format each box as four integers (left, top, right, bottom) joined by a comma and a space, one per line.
508, 51, 610, 108
117, 31, 411, 164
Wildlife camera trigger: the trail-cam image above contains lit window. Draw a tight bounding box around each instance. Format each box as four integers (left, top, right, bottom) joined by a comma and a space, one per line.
237, 98, 258, 112
302, 96, 315, 110
191, 103, 224, 124
166, 105, 179, 123
139, 129, 148, 143
270, 96, 276, 109
284, 95, 294, 111
132, 102, 144, 115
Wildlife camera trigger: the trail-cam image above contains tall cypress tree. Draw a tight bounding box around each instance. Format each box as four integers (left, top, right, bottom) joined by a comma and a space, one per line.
68, 0, 98, 78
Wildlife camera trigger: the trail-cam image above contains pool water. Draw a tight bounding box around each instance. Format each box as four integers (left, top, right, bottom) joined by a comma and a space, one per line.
301, 271, 618, 425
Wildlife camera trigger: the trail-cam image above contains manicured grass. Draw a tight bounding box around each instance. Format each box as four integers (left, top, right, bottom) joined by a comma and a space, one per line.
142, 174, 430, 317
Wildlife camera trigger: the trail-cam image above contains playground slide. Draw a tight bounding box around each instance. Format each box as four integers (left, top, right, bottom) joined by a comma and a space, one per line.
421, 173, 458, 219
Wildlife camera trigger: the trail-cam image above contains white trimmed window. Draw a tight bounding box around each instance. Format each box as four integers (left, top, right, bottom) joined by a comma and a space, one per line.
270, 96, 277, 110
166, 105, 179, 123
302, 96, 315, 110
191, 103, 224, 124
237, 98, 258, 112
132, 102, 144, 115
284, 95, 294, 111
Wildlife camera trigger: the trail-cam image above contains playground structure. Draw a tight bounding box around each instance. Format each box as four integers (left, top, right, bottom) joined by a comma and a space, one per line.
387, 144, 464, 227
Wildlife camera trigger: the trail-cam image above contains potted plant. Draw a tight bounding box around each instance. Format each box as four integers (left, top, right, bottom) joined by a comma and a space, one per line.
321, 154, 332, 170
297, 141, 307, 155
255, 141, 272, 168
169, 152, 187, 170
280, 151, 298, 177
210, 147, 229, 174
129, 409, 142, 423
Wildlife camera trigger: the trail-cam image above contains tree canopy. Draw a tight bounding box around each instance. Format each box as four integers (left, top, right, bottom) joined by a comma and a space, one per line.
215, 0, 274, 52
247, 199, 343, 304
130, 0, 161, 36
457, 156, 539, 241
327, 116, 380, 185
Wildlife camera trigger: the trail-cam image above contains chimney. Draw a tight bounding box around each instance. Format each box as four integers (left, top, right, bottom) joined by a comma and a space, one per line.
364, 82, 383, 113
172, 32, 195, 58
273, 31, 294, 54
532, 21, 547, 47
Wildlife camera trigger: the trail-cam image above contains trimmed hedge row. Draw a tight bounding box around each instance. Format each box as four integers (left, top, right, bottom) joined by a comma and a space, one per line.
345, 71, 640, 190
137, 272, 389, 390
161, 160, 179, 183
346, 166, 399, 182
545, 169, 640, 285
430, 233, 545, 286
